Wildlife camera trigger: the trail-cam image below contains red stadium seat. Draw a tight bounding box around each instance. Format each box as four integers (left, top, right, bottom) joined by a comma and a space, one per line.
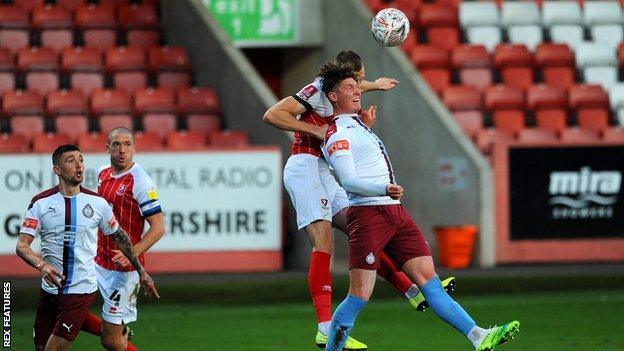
186, 114, 221, 134
452, 111, 483, 138
62, 47, 104, 96
209, 130, 250, 147
90, 88, 132, 116
560, 128, 601, 142
99, 114, 134, 134
75, 4, 117, 50
535, 44, 576, 89
419, 4, 458, 27
17, 47, 59, 95
484, 85, 525, 111
451, 45, 492, 91
492, 110, 525, 136
56, 0, 86, 11
32, 5, 73, 54
55, 115, 88, 143
134, 131, 164, 151
46, 89, 88, 116
527, 84, 566, 111
32, 132, 72, 153
568, 84, 610, 132
3, 90, 44, 116
166, 130, 207, 151
603, 127, 624, 142
412, 46, 451, 94
494, 44, 533, 91
517, 128, 558, 144
0, 48, 15, 94
0, 6, 29, 56
0, 133, 29, 153
10, 116, 44, 141
149, 46, 192, 88
427, 27, 460, 51
577, 110, 609, 133
177, 87, 221, 115
535, 110, 568, 134
134, 87, 177, 141
143, 114, 176, 142
12, 0, 45, 12
443, 85, 482, 111
119, 4, 161, 47
420, 69, 451, 95
105, 46, 147, 95
77, 132, 106, 152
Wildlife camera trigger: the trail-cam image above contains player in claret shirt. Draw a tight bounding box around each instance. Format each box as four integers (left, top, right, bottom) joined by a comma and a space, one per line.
15, 144, 158, 351
80, 127, 165, 351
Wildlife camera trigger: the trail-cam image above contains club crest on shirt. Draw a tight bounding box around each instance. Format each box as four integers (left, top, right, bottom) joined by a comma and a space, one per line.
300, 84, 318, 100
366, 252, 376, 265
116, 184, 126, 196
82, 204, 94, 218
321, 198, 329, 209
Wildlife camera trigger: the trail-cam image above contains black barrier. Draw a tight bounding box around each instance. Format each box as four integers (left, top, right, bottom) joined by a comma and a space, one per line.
509, 146, 624, 240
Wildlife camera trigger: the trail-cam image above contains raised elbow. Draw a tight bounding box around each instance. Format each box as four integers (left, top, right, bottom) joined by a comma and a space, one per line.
262, 109, 275, 124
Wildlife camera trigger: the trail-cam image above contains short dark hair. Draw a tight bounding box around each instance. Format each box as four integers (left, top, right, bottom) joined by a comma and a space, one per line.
107, 126, 134, 145
336, 50, 362, 72
318, 61, 359, 96
52, 144, 80, 165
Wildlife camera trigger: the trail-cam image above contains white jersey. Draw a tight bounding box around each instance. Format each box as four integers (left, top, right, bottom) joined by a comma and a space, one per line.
20, 186, 119, 295
322, 113, 400, 206
293, 77, 333, 118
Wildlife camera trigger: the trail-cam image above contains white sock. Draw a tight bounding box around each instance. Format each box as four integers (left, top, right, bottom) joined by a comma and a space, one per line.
404, 284, 420, 299
318, 321, 331, 335
467, 326, 489, 348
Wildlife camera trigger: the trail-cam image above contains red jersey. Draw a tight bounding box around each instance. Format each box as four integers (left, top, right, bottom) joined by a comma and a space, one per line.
290, 77, 334, 157
95, 163, 162, 272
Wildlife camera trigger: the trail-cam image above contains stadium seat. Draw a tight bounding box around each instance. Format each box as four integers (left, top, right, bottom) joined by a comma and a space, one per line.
46, 89, 88, 116
508, 25, 543, 52
0, 6, 30, 55
177, 87, 221, 115
10, 116, 44, 141
451, 45, 492, 91
134, 131, 164, 151
166, 130, 208, 151
5, 90, 46, 141
105, 46, 147, 95
186, 114, 221, 134
411, 45, 450, 95
527, 84, 568, 133
583, 66, 618, 91
32, 5, 73, 54
465, 26, 501, 52
549, 25, 584, 50
75, 4, 117, 50
209, 130, 250, 147
494, 44, 534, 90
485, 85, 525, 111
0, 48, 15, 94
55, 115, 88, 143
77, 132, 106, 152
535, 110, 568, 134
517, 128, 558, 144
0, 133, 29, 153
602, 127, 624, 142
492, 110, 525, 136
99, 114, 134, 134
583, 1, 623, 26
32, 132, 72, 153
419, 4, 458, 28
392, 0, 420, 26
61, 47, 104, 96
560, 127, 601, 142
143, 114, 176, 142
119, 3, 161, 47
452, 111, 483, 138
569, 85, 610, 133
501, 2, 540, 27
459, 2, 499, 28
90, 88, 132, 116
575, 42, 617, 69
148, 46, 192, 88
443, 85, 482, 111
475, 128, 513, 155
426, 27, 460, 51
134, 87, 177, 141
577, 109, 609, 133
56, 0, 86, 12
12, 0, 45, 12
590, 25, 623, 51
535, 44, 576, 89
542, 1, 583, 26
17, 47, 59, 95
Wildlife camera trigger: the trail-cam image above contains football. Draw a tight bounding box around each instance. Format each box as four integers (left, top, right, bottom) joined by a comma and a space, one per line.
371, 8, 410, 47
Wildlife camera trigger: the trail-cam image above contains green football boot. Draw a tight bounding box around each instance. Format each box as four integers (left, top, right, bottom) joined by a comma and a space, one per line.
408, 276, 457, 311
476, 320, 520, 351
315, 331, 368, 350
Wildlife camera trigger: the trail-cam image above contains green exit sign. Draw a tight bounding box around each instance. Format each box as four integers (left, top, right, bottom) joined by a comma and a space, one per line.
203, 0, 299, 46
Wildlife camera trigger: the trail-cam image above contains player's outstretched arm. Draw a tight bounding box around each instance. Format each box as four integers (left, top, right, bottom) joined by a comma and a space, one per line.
263, 96, 328, 140
16, 234, 64, 288
112, 228, 160, 298
360, 77, 399, 92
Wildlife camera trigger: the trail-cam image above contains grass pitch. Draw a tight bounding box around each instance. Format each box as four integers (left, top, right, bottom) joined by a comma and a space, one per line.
9, 289, 624, 350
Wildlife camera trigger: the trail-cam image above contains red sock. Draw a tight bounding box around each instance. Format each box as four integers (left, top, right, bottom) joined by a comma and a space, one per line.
126, 342, 138, 351
308, 251, 332, 323
80, 312, 102, 336
377, 252, 413, 294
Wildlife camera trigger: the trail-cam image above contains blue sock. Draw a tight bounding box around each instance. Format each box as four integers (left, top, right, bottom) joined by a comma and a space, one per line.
325, 294, 367, 351
420, 275, 476, 336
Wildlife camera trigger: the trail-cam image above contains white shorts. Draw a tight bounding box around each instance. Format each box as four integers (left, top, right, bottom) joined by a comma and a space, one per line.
95, 264, 140, 325
283, 153, 349, 229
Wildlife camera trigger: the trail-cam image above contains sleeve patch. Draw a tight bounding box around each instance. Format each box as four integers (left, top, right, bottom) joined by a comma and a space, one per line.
22, 218, 38, 229
328, 140, 350, 156
107, 217, 118, 230
147, 189, 158, 200
299, 84, 318, 100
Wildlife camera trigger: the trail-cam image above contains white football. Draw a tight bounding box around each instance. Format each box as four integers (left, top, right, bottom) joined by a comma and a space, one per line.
371, 8, 410, 47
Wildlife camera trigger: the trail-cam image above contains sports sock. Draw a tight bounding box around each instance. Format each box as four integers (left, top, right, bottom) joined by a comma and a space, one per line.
467, 326, 490, 348
404, 284, 420, 299
308, 251, 332, 324
80, 312, 102, 335
326, 295, 367, 351
318, 321, 331, 335
126, 342, 138, 351
420, 275, 476, 336
377, 252, 413, 294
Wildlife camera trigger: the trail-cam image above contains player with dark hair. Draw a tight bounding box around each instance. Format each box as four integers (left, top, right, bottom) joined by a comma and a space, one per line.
79, 127, 165, 351
16, 144, 158, 351
264, 53, 455, 350
319, 63, 520, 351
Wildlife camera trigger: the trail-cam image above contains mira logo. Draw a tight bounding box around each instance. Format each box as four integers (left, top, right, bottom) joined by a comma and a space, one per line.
548, 167, 621, 219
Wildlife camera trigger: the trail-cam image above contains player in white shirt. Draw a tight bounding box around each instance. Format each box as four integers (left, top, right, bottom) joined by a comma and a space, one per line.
319, 63, 520, 351
264, 51, 455, 350
15, 144, 159, 351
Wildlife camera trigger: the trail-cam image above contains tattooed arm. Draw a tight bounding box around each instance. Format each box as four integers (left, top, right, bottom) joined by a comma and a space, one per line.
112, 228, 160, 298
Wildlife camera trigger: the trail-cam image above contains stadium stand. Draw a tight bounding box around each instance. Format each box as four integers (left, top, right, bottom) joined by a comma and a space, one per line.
0, 0, 245, 153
